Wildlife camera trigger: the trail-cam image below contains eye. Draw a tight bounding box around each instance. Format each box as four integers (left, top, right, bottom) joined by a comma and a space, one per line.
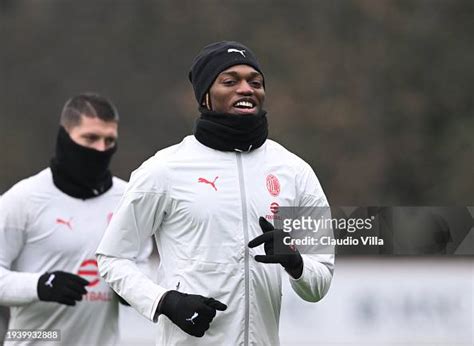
105, 137, 116, 146
84, 134, 99, 143
222, 79, 236, 86
250, 80, 263, 88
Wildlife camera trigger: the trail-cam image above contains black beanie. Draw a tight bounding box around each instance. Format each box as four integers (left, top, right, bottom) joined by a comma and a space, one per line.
188, 41, 264, 105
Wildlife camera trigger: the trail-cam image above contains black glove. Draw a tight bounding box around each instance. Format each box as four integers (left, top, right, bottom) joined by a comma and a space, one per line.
248, 216, 304, 279
159, 290, 227, 337
37, 271, 89, 306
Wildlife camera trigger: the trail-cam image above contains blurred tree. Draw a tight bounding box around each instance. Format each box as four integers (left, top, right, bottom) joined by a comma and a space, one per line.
1, 0, 472, 205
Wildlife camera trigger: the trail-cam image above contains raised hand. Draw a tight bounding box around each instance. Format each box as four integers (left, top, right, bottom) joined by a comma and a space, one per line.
248, 217, 303, 279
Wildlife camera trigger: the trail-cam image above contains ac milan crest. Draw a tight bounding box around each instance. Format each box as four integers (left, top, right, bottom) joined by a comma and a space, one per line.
266, 174, 280, 197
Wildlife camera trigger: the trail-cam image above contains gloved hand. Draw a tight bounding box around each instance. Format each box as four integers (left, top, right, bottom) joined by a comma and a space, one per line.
248, 216, 304, 279
158, 290, 227, 337
37, 271, 89, 306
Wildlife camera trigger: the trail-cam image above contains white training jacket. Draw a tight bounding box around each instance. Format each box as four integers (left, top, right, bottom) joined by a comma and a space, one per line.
0, 169, 127, 346
97, 135, 334, 346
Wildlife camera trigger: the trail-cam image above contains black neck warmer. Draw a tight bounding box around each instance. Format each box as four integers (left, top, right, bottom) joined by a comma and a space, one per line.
50, 126, 116, 199
194, 108, 268, 152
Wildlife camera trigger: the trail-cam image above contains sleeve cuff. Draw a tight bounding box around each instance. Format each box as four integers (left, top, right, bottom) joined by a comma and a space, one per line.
151, 289, 168, 322
4, 271, 42, 305
288, 258, 307, 283
24, 272, 42, 301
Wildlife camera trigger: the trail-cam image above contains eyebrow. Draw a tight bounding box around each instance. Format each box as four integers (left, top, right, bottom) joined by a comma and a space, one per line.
219, 71, 263, 78
81, 133, 117, 139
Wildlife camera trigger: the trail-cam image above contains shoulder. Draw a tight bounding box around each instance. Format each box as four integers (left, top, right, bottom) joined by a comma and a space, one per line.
111, 176, 128, 192
264, 139, 314, 172
0, 168, 55, 223
1, 168, 54, 201
154, 135, 212, 161
263, 139, 327, 204
97, 176, 128, 200
126, 137, 194, 193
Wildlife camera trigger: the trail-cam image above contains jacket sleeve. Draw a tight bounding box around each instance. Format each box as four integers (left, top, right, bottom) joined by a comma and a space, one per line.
96, 161, 169, 322
288, 162, 335, 302
0, 186, 42, 306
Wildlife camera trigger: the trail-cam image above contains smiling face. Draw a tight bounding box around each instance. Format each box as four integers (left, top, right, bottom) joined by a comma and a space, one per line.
208, 65, 265, 115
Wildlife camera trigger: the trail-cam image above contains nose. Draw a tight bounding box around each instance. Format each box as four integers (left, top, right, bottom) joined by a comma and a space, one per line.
91, 140, 108, 152
236, 81, 254, 95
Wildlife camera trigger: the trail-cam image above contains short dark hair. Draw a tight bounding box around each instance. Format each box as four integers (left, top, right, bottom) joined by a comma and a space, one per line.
60, 93, 119, 129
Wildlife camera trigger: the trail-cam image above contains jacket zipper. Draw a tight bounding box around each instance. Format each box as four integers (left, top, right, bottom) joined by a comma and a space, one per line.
236, 153, 250, 346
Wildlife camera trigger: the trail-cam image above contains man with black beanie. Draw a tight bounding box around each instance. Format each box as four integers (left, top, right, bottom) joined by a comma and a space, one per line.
98, 41, 334, 345
0, 93, 127, 345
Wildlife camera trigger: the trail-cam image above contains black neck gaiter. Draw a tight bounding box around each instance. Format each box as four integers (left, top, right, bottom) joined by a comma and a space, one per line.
50, 126, 116, 199
194, 108, 268, 152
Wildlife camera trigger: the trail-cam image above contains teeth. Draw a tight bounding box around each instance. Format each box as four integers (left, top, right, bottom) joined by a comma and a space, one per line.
235, 101, 253, 108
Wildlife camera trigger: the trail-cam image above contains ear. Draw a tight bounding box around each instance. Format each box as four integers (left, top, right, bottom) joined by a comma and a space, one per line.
204, 93, 212, 111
